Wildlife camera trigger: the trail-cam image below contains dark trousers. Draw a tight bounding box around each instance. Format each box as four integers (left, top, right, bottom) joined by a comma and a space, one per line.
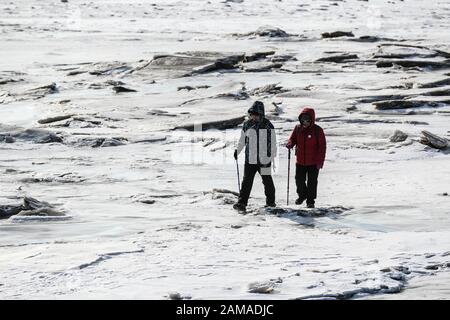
238, 164, 275, 206
295, 165, 319, 205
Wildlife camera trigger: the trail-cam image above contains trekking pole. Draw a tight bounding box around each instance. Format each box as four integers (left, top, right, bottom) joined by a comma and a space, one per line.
235, 157, 241, 194
287, 148, 291, 206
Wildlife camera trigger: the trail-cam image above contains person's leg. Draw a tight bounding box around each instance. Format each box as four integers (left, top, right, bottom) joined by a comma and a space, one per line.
295, 165, 307, 202
237, 164, 258, 206
259, 165, 276, 205
306, 165, 319, 206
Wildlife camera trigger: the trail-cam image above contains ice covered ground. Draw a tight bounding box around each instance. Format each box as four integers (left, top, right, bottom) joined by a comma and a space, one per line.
0, 0, 449, 299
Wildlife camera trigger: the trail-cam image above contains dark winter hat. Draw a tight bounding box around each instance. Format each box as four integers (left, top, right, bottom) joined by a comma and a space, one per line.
247, 101, 265, 117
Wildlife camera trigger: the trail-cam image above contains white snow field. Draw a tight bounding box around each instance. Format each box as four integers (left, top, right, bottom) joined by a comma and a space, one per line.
0, 0, 449, 299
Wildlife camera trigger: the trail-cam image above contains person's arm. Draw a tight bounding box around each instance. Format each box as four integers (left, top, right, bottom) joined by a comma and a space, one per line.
236, 127, 246, 155
286, 125, 297, 149
317, 127, 326, 169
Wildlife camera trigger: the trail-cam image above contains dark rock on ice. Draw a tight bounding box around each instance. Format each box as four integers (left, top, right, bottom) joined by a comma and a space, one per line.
173, 116, 245, 131
35, 132, 64, 143
112, 86, 137, 93
139, 51, 279, 77
390, 130, 408, 142
248, 83, 288, 96
389, 273, 406, 281
392, 266, 411, 274
74, 137, 127, 148
88, 62, 132, 76
209, 188, 240, 197
240, 61, 283, 72
150, 54, 212, 69
213, 89, 249, 100
0, 135, 15, 143
425, 264, 441, 270
188, 54, 245, 76
168, 292, 191, 300
322, 31, 354, 39
269, 54, 297, 63
376, 43, 450, 59
2, 128, 64, 144
376, 60, 450, 70
132, 136, 167, 144
248, 281, 276, 294
1, 197, 66, 219
24, 82, 58, 99
100, 138, 127, 147
404, 120, 428, 125
67, 70, 86, 76
420, 131, 449, 149
0, 204, 25, 219
246, 26, 290, 38
148, 53, 245, 77
421, 88, 450, 97
264, 206, 351, 217
206, 189, 238, 205
316, 54, 358, 63
418, 78, 450, 88
354, 94, 409, 104
296, 283, 405, 300
374, 100, 450, 110
0, 77, 23, 85
105, 80, 126, 86
147, 109, 177, 117
349, 35, 399, 43
17, 200, 65, 217
139, 199, 156, 205
243, 51, 276, 62
38, 114, 73, 124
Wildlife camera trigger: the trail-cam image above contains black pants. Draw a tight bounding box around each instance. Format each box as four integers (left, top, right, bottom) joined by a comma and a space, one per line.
295, 165, 319, 205
238, 164, 275, 206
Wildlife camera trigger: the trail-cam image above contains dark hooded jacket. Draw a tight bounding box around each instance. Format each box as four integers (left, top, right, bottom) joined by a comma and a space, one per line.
287, 108, 326, 168
237, 101, 277, 166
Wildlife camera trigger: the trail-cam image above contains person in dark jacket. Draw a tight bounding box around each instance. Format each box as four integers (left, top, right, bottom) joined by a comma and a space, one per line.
233, 101, 277, 211
286, 107, 326, 208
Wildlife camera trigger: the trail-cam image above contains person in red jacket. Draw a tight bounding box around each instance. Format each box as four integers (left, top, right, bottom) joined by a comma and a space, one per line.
286, 107, 326, 208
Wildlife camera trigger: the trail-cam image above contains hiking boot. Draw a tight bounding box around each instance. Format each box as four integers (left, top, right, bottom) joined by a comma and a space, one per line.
233, 202, 246, 211
264, 203, 276, 208
295, 198, 305, 205
306, 202, 315, 208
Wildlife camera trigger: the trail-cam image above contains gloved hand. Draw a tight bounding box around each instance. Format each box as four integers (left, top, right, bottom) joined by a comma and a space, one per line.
285, 143, 292, 149
316, 164, 323, 170
233, 149, 238, 160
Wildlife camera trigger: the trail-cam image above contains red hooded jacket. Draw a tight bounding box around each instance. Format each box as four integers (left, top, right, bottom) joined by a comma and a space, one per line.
287, 108, 326, 168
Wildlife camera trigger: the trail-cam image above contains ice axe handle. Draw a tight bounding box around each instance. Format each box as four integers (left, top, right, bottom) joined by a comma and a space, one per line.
236, 158, 241, 194
287, 148, 291, 206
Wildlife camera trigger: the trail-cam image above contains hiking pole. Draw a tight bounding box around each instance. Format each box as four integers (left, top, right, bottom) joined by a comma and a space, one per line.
235, 157, 241, 194
287, 148, 291, 206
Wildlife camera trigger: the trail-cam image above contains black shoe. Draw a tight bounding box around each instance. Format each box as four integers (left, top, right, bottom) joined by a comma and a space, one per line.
306, 202, 315, 208
233, 202, 246, 211
295, 198, 305, 205
265, 203, 276, 208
